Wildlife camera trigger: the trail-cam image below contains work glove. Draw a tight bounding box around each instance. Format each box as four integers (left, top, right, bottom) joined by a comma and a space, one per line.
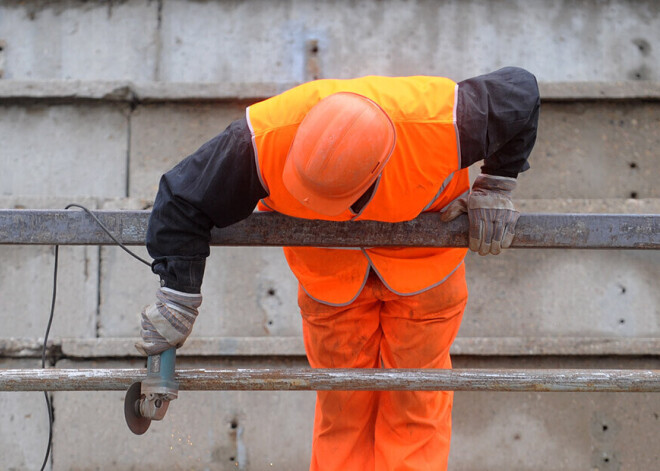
135, 287, 203, 356
440, 174, 519, 256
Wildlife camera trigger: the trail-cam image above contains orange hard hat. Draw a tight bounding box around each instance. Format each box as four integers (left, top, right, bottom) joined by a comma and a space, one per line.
283, 92, 396, 216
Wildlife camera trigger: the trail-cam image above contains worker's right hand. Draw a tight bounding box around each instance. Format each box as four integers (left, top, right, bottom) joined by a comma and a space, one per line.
135, 287, 202, 356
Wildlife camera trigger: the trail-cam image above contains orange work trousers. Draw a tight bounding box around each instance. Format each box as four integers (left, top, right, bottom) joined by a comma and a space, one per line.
298, 263, 468, 471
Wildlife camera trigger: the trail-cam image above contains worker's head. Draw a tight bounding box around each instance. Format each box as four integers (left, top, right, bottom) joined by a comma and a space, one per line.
283, 92, 396, 216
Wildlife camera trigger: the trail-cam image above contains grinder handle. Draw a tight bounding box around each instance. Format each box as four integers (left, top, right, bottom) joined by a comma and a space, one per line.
144, 347, 178, 392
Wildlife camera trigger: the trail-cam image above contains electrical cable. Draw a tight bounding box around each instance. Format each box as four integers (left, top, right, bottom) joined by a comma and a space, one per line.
39, 204, 151, 470
39, 245, 57, 471
64, 204, 152, 267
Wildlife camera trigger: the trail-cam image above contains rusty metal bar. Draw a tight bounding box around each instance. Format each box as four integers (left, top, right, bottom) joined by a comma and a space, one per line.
1, 209, 658, 249
1, 368, 659, 392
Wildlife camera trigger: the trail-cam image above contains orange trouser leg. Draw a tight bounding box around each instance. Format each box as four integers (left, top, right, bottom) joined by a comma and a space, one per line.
375, 264, 467, 471
299, 264, 467, 471
300, 289, 383, 471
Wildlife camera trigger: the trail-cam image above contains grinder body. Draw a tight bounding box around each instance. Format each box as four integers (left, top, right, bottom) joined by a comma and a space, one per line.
124, 347, 179, 434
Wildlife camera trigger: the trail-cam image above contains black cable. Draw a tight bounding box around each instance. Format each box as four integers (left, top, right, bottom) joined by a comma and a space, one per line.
40, 204, 151, 470
64, 204, 151, 267
39, 245, 58, 471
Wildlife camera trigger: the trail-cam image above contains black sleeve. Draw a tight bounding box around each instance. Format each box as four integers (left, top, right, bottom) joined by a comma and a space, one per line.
146, 117, 268, 293
456, 67, 540, 178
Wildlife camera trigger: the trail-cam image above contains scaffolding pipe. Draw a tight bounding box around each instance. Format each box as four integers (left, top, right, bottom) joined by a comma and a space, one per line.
1, 210, 659, 249
1, 368, 659, 392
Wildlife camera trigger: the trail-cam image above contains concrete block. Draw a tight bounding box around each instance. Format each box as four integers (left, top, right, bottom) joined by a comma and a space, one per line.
450, 390, 660, 470
0, 197, 98, 340
98, 245, 301, 339
0, 359, 52, 471
462, 248, 660, 338
518, 102, 660, 199
193, 246, 301, 338
0, 0, 158, 81
158, 0, 659, 83
97, 244, 156, 339
128, 103, 247, 199
459, 198, 660, 338
0, 245, 99, 339
52, 358, 315, 471
539, 81, 660, 101
0, 104, 128, 198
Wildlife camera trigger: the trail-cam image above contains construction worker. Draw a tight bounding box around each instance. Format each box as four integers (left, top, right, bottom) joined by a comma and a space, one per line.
137, 67, 540, 470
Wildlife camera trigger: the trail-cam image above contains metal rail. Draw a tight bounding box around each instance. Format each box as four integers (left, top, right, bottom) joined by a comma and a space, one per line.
2, 209, 658, 395
1, 209, 659, 249
1, 368, 658, 392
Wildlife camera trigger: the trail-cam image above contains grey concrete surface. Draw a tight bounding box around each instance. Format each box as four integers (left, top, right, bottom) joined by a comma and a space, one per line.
0, 197, 99, 340
0, 244, 99, 338
520, 102, 660, 199
514, 197, 660, 215
0, 0, 159, 81
0, 104, 129, 198
3, 79, 660, 103
128, 103, 248, 198
2, 0, 658, 83
0, 359, 52, 471
159, 0, 660, 83
462, 249, 660, 338
99, 245, 302, 339
0, 80, 138, 102
50, 358, 315, 471
450, 390, 660, 471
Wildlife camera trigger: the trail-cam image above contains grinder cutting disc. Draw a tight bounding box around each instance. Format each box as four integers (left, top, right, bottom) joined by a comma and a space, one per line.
124, 382, 151, 435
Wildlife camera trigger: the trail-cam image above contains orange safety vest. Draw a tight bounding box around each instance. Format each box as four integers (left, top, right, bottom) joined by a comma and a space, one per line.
247, 76, 469, 306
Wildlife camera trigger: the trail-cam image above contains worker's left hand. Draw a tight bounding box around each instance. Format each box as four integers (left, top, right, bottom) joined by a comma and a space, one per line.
440, 174, 519, 255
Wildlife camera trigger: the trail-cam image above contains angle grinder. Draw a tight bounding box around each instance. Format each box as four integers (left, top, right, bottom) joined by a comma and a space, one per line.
124, 347, 179, 435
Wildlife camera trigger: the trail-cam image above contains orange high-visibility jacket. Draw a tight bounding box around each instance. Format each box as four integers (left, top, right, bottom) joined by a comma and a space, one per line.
247, 76, 470, 306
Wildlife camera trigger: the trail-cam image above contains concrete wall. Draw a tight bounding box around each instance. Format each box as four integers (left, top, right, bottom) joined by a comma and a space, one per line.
1, 0, 659, 83
1, 1, 659, 470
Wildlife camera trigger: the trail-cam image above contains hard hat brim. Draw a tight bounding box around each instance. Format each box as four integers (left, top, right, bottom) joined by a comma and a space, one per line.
283, 155, 366, 216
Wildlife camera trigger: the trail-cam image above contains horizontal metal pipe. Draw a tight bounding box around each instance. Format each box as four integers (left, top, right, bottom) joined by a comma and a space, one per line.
1, 368, 659, 392
1, 209, 659, 249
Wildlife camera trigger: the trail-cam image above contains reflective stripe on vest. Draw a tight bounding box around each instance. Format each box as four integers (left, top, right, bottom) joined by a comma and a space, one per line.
247, 76, 469, 305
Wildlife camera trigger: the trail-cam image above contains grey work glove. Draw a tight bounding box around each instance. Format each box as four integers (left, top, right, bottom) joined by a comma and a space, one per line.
440, 174, 519, 255
135, 287, 203, 356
